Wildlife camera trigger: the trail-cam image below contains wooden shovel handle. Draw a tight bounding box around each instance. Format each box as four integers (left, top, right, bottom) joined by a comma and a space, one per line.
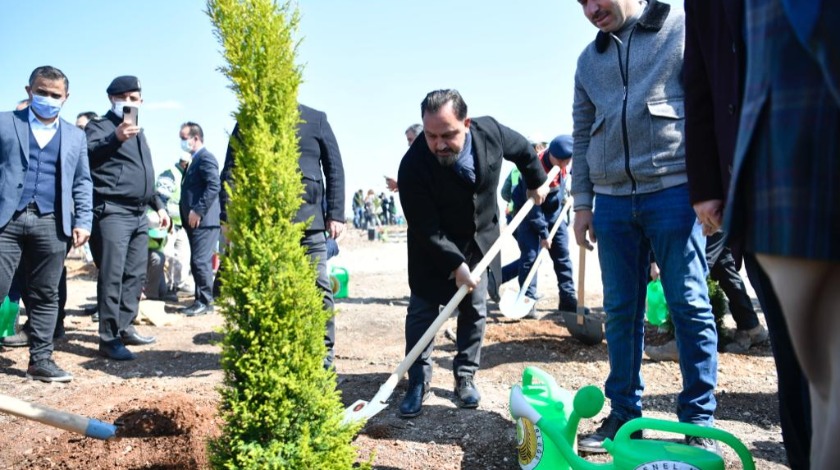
577, 245, 586, 311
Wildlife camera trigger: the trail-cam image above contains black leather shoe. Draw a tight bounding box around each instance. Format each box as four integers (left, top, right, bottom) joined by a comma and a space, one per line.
399, 379, 431, 418
98, 340, 136, 361
120, 331, 157, 346
26, 358, 73, 383
91, 311, 99, 322
1, 329, 30, 348
182, 302, 213, 317
454, 376, 481, 409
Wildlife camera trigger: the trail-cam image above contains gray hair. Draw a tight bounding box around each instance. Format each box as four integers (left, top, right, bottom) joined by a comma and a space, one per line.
405, 123, 423, 136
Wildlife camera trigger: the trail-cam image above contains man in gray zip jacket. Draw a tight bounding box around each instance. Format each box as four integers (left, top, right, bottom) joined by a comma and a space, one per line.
571, 0, 719, 454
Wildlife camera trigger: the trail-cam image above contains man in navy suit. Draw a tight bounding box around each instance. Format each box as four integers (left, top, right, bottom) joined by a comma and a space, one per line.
0, 66, 92, 382
178, 122, 220, 316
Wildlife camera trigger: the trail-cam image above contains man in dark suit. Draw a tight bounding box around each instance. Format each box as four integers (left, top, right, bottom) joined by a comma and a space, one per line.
178, 122, 221, 316
683, 0, 812, 466
726, 0, 839, 466
0, 65, 92, 382
221, 104, 346, 370
396, 89, 547, 418
86, 75, 169, 361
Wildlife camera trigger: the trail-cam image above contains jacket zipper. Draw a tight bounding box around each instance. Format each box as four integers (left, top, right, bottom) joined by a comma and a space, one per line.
614, 30, 637, 193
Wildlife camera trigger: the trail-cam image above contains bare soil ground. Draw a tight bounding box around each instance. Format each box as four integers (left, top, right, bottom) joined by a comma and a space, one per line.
0, 226, 789, 469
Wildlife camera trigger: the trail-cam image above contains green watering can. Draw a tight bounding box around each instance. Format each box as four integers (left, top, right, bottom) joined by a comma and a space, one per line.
510, 366, 755, 470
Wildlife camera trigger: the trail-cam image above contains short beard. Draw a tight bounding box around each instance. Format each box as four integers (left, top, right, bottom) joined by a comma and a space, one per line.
435, 154, 458, 167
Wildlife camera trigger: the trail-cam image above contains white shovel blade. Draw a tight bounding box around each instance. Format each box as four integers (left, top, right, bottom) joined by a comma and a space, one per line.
498, 290, 536, 319
341, 374, 399, 425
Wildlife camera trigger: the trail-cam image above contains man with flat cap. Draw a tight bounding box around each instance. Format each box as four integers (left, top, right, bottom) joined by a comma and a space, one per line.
85, 75, 169, 360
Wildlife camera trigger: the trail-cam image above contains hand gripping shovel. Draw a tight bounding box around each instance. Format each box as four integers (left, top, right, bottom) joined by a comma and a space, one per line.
561, 245, 605, 345
342, 166, 561, 425
498, 198, 572, 319
0, 392, 118, 440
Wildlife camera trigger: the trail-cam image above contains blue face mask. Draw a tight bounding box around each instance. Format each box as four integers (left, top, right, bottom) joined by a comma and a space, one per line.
30, 94, 63, 119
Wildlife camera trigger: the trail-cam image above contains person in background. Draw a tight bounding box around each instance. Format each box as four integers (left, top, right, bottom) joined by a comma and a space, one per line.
75, 111, 97, 130
571, 0, 719, 453
86, 75, 168, 361
397, 89, 547, 418
725, 0, 838, 466
156, 153, 193, 297
510, 135, 577, 316
144, 211, 169, 300
385, 123, 423, 192
352, 189, 364, 229
177, 122, 220, 317
0, 65, 92, 381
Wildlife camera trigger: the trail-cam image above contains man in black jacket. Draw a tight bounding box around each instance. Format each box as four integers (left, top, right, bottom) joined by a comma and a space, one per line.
86, 75, 168, 361
221, 104, 345, 370
178, 122, 221, 317
397, 89, 547, 418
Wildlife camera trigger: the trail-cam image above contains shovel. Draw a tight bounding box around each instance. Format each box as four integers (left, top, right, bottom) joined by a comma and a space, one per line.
343, 166, 561, 425
499, 198, 572, 319
0, 392, 118, 440
561, 245, 605, 345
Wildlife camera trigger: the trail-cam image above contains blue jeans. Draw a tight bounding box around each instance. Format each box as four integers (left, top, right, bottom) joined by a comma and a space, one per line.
592, 184, 717, 425
515, 219, 577, 310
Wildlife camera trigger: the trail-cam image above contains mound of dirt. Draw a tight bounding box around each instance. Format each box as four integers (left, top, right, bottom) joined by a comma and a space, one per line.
18, 394, 220, 470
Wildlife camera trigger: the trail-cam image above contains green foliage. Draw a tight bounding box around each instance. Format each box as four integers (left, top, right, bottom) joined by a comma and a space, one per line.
655, 276, 728, 333
206, 0, 365, 467
707, 277, 727, 328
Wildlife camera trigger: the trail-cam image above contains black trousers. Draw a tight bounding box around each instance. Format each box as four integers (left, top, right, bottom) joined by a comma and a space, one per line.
185, 226, 218, 305
0, 206, 68, 362
742, 252, 812, 469
301, 231, 335, 370
405, 274, 488, 383
706, 231, 760, 329
90, 203, 147, 342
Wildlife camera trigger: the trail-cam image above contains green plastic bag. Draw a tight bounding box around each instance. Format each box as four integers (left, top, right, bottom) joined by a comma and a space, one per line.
645, 279, 669, 326
0, 296, 19, 337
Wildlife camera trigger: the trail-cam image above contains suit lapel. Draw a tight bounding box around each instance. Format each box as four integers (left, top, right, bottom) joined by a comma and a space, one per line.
13, 110, 30, 163
470, 130, 484, 188
59, 119, 74, 179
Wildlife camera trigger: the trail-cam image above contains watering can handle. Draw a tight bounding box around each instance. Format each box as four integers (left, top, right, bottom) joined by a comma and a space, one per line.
614, 418, 756, 470
522, 366, 559, 391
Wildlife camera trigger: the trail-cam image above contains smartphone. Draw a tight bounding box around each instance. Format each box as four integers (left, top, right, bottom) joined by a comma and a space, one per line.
122, 106, 139, 126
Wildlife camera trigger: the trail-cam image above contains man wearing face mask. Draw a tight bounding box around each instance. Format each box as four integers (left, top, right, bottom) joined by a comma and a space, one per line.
85, 75, 169, 361
177, 122, 220, 316
0, 65, 92, 381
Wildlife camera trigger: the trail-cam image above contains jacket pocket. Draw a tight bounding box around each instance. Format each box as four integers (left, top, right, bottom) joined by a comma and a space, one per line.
301, 175, 323, 206
586, 115, 607, 179
647, 99, 685, 169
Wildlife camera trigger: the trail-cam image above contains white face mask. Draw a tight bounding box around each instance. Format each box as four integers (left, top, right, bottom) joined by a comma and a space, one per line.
111, 100, 139, 118
180, 138, 192, 153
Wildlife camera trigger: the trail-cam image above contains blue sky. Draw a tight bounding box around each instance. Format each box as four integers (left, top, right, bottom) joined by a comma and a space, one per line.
0, 0, 632, 216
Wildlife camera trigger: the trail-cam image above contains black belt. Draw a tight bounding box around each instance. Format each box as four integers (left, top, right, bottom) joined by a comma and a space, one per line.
98, 199, 148, 213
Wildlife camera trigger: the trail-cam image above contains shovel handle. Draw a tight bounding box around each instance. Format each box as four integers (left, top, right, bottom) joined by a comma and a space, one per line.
394, 165, 561, 380
577, 245, 586, 312
513, 198, 572, 304
0, 393, 117, 440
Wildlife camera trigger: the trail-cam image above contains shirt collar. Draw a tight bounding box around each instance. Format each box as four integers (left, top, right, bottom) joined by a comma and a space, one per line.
28, 108, 60, 131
